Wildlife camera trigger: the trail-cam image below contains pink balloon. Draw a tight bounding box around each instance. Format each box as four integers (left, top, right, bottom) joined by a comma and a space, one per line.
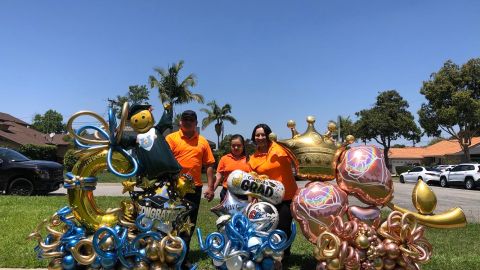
291, 182, 348, 244
336, 146, 393, 206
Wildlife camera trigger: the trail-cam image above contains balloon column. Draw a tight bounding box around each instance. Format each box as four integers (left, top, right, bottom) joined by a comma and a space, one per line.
275, 116, 467, 270
197, 170, 296, 270
28, 103, 195, 270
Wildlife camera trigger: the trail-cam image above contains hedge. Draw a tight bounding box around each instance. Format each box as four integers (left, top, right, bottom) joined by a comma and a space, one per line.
395, 165, 414, 175
18, 144, 57, 161
63, 149, 80, 171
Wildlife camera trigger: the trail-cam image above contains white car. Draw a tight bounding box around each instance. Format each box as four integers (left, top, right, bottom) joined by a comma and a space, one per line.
399, 166, 442, 185
434, 165, 455, 172
439, 163, 480, 190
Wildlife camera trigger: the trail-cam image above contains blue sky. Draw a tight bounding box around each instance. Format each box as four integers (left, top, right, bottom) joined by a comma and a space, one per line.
1, 0, 479, 145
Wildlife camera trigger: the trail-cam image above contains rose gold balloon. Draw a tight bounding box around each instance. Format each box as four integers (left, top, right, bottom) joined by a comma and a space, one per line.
291, 182, 348, 244
336, 146, 393, 206
347, 205, 381, 222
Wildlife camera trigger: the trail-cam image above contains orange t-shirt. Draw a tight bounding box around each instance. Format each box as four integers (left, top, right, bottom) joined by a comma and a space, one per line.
166, 130, 215, 186
248, 142, 298, 201
217, 153, 251, 188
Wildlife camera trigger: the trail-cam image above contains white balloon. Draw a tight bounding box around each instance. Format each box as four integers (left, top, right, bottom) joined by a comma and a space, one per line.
243, 260, 256, 270
226, 255, 243, 270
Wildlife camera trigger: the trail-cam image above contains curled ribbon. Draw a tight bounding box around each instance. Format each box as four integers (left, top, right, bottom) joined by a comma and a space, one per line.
66, 104, 138, 178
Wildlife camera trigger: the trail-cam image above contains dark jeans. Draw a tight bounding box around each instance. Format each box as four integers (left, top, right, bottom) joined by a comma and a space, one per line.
275, 200, 293, 256
180, 185, 202, 267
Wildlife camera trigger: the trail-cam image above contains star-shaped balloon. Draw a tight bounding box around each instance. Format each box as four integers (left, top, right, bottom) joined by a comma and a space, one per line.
122, 180, 136, 193
210, 191, 249, 217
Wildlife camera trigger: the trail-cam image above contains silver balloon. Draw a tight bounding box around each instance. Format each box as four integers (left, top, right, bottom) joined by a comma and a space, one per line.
243, 260, 256, 270
213, 259, 224, 267
211, 191, 249, 217
247, 236, 262, 254
226, 255, 243, 270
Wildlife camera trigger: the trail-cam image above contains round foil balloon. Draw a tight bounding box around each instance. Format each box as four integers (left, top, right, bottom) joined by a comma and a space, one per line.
291, 182, 348, 244
246, 202, 279, 232
336, 146, 393, 206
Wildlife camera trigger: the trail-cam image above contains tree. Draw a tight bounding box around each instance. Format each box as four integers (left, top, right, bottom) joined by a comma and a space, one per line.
355, 90, 421, 169
149, 60, 204, 109
331, 116, 356, 143
200, 101, 237, 148
110, 85, 150, 116
418, 58, 480, 162
32, 109, 65, 134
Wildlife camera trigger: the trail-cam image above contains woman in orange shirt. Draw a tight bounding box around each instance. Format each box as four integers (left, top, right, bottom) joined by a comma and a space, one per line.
248, 123, 298, 257
214, 134, 251, 201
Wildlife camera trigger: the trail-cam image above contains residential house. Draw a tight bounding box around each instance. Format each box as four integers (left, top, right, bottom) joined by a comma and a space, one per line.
0, 112, 70, 161
389, 137, 480, 174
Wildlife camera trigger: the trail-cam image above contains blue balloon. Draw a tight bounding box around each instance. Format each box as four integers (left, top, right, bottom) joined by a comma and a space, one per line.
62, 255, 76, 270
261, 258, 274, 270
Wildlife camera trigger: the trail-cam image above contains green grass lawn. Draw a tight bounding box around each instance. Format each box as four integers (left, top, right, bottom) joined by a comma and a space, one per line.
0, 195, 478, 269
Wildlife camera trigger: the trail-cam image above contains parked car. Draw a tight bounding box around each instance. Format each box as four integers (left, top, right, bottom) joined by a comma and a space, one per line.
0, 147, 64, 195
399, 166, 442, 185
434, 165, 455, 172
439, 163, 480, 190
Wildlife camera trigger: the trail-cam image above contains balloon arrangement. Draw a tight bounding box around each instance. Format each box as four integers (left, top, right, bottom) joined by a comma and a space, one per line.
197, 170, 296, 270
274, 116, 467, 270
28, 103, 196, 270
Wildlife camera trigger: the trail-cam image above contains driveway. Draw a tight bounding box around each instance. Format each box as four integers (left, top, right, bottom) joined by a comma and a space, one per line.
50, 181, 480, 223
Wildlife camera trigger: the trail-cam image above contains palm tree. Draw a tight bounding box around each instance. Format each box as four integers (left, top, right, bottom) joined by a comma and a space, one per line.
200, 101, 237, 148
148, 60, 204, 108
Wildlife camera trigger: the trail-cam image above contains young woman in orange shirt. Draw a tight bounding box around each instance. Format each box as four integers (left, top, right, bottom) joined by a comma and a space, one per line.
248, 123, 298, 257
214, 134, 251, 201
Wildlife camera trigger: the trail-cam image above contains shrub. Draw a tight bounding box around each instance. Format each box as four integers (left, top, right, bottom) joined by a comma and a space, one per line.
18, 144, 57, 161
63, 149, 80, 171
395, 165, 413, 175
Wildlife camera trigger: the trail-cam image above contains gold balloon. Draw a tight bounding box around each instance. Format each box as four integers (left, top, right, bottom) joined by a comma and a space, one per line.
68, 148, 133, 231
412, 180, 437, 215
387, 202, 466, 229
355, 234, 370, 249
70, 238, 96, 265
47, 258, 63, 270
150, 261, 170, 270
146, 240, 160, 261
133, 261, 149, 270
176, 174, 195, 198
277, 116, 353, 181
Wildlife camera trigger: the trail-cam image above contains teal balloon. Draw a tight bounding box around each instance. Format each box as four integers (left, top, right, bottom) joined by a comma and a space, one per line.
62, 255, 75, 270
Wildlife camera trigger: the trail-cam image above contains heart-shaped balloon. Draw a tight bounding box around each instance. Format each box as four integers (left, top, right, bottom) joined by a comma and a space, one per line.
336, 146, 393, 206
227, 170, 285, 204
291, 182, 348, 244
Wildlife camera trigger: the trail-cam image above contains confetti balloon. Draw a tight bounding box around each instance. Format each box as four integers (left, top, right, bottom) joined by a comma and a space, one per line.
291, 182, 348, 244
336, 146, 393, 206
245, 202, 279, 232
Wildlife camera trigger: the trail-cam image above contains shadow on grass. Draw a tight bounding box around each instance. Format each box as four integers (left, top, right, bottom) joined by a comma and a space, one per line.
284, 253, 317, 269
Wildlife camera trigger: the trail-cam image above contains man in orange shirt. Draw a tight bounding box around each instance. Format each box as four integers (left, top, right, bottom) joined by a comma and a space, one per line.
165, 110, 215, 269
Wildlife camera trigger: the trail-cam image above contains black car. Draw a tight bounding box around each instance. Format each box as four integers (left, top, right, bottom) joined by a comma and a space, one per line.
0, 147, 64, 195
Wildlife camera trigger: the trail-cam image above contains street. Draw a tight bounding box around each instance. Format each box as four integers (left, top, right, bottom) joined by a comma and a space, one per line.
51, 181, 480, 223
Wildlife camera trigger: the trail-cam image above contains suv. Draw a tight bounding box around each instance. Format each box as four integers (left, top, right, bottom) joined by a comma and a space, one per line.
434, 165, 455, 172
0, 148, 64, 195
439, 163, 480, 190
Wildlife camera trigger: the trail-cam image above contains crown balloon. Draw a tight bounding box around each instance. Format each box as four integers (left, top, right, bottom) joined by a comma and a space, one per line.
275, 116, 354, 181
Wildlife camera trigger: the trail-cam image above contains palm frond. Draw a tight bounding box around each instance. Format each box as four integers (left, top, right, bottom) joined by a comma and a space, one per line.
222, 115, 237, 125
